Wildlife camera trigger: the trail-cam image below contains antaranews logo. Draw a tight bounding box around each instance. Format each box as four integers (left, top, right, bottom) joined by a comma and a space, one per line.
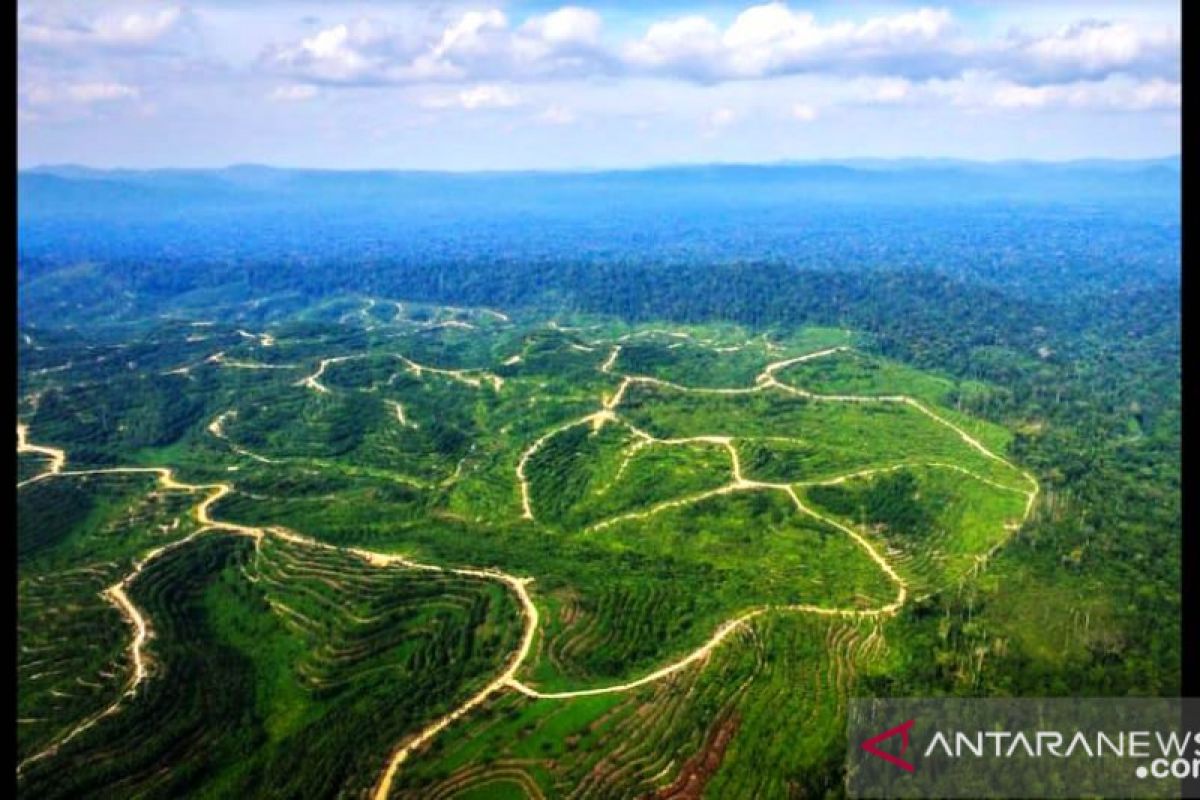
846, 697, 1200, 799
861, 719, 916, 773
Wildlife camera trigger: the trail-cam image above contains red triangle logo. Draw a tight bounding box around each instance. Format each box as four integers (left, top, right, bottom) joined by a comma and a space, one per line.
861, 719, 916, 773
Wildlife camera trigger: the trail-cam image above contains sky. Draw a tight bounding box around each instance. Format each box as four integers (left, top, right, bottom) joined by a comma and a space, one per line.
17, 1, 1181, 170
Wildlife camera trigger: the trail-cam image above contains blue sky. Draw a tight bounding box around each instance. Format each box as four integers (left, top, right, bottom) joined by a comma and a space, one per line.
17, 1, 1180, 169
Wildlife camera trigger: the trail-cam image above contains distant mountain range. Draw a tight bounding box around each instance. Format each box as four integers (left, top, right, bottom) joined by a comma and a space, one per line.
18, 157, 1180, 224
22, 155, 1181, 181
17, 156, 1179, 332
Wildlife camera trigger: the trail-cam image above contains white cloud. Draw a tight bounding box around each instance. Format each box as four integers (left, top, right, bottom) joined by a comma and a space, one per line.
94, 8, 182, 46
926, 71, 1181, 113
422, 84, 522, 110
1014, 20, 1178, 82
871, 77, 912, 103
258, 4, 1177, 91
459, 84, 521, 109
511, 6, 610, 75
791, 103, 817, 121
68, 82, 139, 103
15, 3, 1183, 167
26, 81, 140, 106
990, 83, 1054, 109
520, 7, 602, 46
427, 9, 508, 63
265, 6, 611, 86
627, 4, 957, 81
269, 84, 319, 102
857, 7, 950, 43
623, 16, 722, 70
20, 7, 182, 49
700, 106, 738, 138
708, 107, 736, 127
536, 105, 577, 125
1018, 77, 1180, 111
268, 21, 386, 83
623, 5, 1176, 87
1127, 79, 1181, 111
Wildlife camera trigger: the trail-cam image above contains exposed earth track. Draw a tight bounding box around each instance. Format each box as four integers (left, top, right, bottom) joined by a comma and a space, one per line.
17, 326, 1039, 797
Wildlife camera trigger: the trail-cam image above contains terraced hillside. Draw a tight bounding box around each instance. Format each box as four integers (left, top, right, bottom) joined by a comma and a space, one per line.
17, 300, 1038, 799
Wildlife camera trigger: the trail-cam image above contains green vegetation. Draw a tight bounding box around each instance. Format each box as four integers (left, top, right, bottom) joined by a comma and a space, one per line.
524, 423, 732, 530
622, 382, 1024, 489
16, 299, 1176, 798
19, 534, 520, 799
809, 470, 935, 539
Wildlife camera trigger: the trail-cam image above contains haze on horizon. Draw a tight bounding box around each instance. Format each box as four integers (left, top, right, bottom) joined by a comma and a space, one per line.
18, 1, 1181, 170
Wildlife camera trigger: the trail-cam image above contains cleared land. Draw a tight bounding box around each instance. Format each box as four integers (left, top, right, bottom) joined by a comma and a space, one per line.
17, 302, 1036, 798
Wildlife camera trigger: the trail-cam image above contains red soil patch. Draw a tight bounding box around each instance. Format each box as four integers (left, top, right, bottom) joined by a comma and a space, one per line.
651, 712, 741, 799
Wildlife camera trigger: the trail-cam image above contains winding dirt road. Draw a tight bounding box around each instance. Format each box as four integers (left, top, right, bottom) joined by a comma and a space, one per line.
507, 339, 1036, 707
17, 423, 66, 486
16, 332, 1039, 796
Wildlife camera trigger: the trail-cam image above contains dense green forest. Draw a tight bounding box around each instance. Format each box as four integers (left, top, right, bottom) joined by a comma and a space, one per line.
17, 164, 1179, 798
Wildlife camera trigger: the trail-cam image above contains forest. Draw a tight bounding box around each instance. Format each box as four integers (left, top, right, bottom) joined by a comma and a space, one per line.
16, 162, 1180, 798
